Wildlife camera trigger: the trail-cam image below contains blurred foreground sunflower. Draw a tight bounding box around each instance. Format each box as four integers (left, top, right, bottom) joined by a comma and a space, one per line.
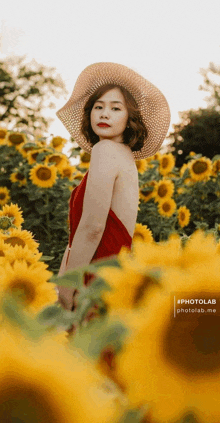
0, 187, 10, 207
0, 203, 24, 228
0, 330, 127, 423
115, 264, 220, 423
0, 260, 56, 313
29, 163, 57, 188
189, 157, 212, 182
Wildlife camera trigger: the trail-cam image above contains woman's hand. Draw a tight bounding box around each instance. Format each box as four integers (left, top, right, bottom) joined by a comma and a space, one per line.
57, 286, 77, 311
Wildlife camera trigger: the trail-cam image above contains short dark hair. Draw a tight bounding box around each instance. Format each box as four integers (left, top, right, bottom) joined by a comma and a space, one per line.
81, 84, 148, 152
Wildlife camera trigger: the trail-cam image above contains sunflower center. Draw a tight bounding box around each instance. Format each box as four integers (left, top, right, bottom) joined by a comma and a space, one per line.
31, 152, 39, 160
9, 134, 24, 145
158, 184, 168, 198
16, 172, 25, 181
179, 211, 185, 221
8, 278, 36, 304
162, 202, 171, 212
161, 158, 169, 168
163, 298, 220, 374
0, 130, 6, 139
133, 232, 145, 241
133, 276, 155, 305
81, 152, 90, 163
0, 250, 5, 257
36, 167, 52, 181
0, 193, 6, 200
0, 380, 61, 423
63, 169, 71, 177
52, 136, 63, 147
192, 161, 208, 174
4, 237, 26, 247
48, 156, 62, 165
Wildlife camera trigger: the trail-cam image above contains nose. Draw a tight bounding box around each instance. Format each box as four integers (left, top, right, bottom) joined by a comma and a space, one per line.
100, 107, 109, 119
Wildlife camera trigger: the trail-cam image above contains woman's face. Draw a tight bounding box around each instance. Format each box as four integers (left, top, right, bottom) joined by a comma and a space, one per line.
90, 87, 129, 143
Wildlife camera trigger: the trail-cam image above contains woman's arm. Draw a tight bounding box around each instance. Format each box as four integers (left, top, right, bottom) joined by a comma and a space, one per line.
56, 224, 105, 310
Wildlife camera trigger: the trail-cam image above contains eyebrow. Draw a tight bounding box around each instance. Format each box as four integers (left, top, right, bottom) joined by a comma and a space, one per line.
95, 100, 124, 105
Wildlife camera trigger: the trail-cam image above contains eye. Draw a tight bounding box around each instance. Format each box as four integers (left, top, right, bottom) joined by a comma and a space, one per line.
94, 105, 102, 109
112, 107, 121, 111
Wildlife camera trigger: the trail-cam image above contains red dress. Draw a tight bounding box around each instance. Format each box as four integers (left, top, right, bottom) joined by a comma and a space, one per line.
67, 170, 133, 286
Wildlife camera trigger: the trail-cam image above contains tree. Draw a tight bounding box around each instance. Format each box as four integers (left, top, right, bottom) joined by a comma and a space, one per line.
168, 108, 220, 167
0, 55, 67, 135
168, 62, 220, 167
199, 62, 220, 110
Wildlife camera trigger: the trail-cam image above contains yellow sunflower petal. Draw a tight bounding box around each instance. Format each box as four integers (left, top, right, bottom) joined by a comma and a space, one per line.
0, 187, 10, 206
159, 153, 175, 176
158, 198, 177, 217
2, 228, 39, 251
177, 205, 191, 228
0, 203, 24, 228
189, 157, 212, 182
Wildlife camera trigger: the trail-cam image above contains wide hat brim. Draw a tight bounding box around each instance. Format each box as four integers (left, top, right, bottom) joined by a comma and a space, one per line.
56, 62, 171, 160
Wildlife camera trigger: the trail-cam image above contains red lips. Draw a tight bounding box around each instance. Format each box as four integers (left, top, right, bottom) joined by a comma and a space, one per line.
97, 123, 110, 127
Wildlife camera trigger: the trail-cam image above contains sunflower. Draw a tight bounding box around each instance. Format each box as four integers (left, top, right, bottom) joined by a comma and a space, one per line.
0, 203, 24, 228
159, 153, 175, 176
135, 159, 148, 174
97, 259, 161, 312
132, 223, 153, 243
180, 163, 189, 177
73, 171, 84, 181
0, 187, 10, 207
2, 228, 39, 251
139, 181, 156, 202
29, 163, 57, 188
212, 159, 220, 176
158, 198, 176, 217
115, 263, 220, 423
49, 136, 67, 151
0, 238, 10, 261
18, 141, 44, 158
0, 330, 127, 423
0, 260, 56, 313
154, 179, 175, 203
189, 157, 212, 182
177, 206, 191, 228
4, 244, 42, 267
78, 151, 91, 169
147, 152, 162, 162
0, 127, 7, 145
5, 131, 27, 150
10, 170, 27, 186
60, 164, 76, 180
45, 153, 68, 171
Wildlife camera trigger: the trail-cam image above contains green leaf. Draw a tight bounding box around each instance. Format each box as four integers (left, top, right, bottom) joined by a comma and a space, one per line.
72, 318, 129, 359
116, 407, 148, 423
39, 255, 54, 261
49, 269, 84, 288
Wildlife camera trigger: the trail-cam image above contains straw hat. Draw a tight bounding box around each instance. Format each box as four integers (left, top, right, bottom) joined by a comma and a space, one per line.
56, 62, 171, 160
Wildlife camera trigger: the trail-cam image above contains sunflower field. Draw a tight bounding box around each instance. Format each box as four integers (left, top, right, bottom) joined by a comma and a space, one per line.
1, 125, 220, 422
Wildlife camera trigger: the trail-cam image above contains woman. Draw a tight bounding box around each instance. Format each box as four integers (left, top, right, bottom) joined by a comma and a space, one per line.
56, 62, 170, 312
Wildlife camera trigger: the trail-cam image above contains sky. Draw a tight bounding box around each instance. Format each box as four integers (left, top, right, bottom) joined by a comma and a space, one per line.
1, 0, 220, 148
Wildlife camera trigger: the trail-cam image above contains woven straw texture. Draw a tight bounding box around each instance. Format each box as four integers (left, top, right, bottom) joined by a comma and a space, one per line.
56, 62, 171, 160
